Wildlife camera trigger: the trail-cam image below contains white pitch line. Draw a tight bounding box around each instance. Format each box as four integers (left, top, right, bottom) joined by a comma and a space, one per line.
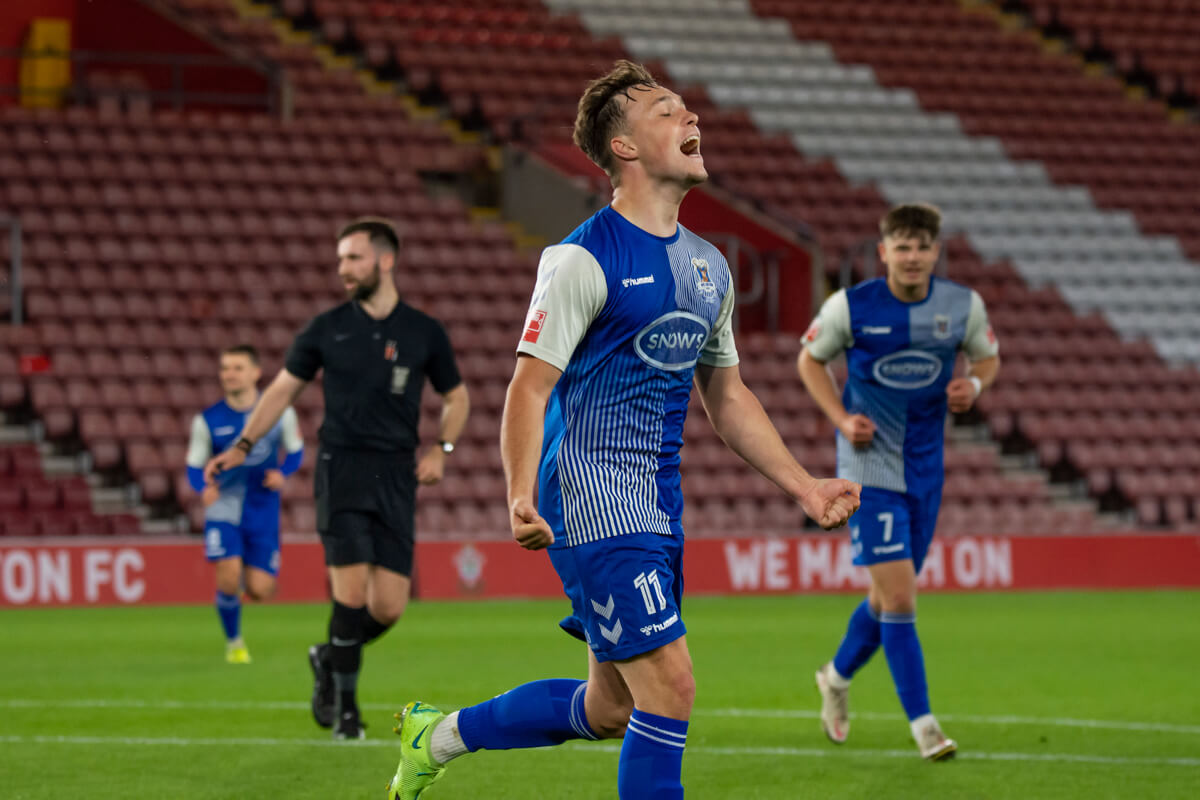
4, 698, 1199, 736
700, 708, 1200, 736
1, 734, 1197, 768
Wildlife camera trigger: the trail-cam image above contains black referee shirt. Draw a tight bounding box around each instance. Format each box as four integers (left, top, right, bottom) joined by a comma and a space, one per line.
285, 299, 461, 453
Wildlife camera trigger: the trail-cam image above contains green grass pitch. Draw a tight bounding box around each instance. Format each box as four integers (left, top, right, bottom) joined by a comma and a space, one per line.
2, 591, 1197, 799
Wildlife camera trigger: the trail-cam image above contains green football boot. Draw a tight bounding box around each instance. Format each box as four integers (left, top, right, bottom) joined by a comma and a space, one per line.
386, 701, 448, 799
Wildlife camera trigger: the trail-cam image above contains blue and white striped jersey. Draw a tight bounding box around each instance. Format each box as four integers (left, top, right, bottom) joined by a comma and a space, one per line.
517, 206, 738, 548
803, 276, 999, 495
185, 401, 304, 530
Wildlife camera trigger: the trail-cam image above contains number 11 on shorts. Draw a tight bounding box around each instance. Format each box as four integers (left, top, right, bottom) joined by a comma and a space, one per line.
634, 570, 668, 615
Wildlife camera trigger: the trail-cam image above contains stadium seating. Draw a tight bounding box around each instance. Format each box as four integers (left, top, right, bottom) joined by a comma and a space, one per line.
0, 0, 523, 536
7, 0, 1195, 536
1046, 0, 1200, 105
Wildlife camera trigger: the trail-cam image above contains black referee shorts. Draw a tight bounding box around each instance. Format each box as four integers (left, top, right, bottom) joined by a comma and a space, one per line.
314, 448, 417, 576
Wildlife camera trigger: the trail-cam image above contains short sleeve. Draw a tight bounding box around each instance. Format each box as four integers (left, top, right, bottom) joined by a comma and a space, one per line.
698, 285, 739, 367
279, 407, 305, 453
185, 414, 212, 468
962, 290, 1000, 361
801, 289, 853, 362
425, 319, 462, 394
515, 243, 608, 371
284, 315, 324, 381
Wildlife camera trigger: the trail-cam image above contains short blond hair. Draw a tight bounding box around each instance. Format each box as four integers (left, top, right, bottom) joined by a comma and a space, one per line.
573, 60, 659, 183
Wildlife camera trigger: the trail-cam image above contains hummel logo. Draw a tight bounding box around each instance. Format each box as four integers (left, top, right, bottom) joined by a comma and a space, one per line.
413, 725, 429, 749
862, 326, 892, 335
334, 332, 352, 341
599, 619, 623, 644
640, 612, 679, 637
621, 275, 655, 288
591, 595, 615, 620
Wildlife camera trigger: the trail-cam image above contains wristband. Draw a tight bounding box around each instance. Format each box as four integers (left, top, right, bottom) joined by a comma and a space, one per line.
968, 376, 982, 397
234, 436, 254, 454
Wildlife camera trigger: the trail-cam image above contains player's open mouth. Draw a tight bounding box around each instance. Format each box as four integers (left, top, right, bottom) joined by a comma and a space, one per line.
680, 134, 701, 158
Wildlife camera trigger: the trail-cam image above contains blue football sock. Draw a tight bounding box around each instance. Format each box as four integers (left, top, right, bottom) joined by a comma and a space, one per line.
618, 709, 688, 800
832, 598, 881, 679
456, 679, 597, 752
215, 590, 241, 641
881, 611, 931, 720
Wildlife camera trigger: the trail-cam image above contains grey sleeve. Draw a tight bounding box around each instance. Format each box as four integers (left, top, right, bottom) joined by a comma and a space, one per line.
185, 414, 212, 468
962, 290, 1000, 361
515, 243, 608, 371
698, 285, 740, 368
801, 289, 853, 362
279, 407, 304, 454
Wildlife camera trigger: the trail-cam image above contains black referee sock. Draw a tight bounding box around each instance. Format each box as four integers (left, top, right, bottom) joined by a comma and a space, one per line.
328, 601, 367, 710
361, 612, 393, 646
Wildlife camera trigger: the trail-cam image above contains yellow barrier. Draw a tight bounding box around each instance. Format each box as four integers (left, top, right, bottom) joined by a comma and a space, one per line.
19, 18, 71, 108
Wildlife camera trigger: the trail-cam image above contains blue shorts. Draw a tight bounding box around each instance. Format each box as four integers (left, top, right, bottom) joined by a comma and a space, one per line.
850, 486, 942, 573
203, 521, 281, 576
548, 532, 686, 663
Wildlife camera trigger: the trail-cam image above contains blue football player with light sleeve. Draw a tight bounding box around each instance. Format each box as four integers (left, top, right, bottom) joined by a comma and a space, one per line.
185, 344, 304, 664
384, 60, 861, 800
799, 203, 1000, 760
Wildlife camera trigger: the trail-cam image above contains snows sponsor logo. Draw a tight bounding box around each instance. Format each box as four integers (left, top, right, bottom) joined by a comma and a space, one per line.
872, 350, 942, 389
634, 311, 710, 372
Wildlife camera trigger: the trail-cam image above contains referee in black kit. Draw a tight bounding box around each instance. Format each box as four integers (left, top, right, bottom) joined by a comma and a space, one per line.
204, 217, 470, 739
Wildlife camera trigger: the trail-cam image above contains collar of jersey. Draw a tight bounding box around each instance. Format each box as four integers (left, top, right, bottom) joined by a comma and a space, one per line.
603, 205, 681, 245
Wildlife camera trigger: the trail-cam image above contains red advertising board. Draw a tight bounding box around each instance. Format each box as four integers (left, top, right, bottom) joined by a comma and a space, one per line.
1, 534, 1197, 607
0, 537, 328, 607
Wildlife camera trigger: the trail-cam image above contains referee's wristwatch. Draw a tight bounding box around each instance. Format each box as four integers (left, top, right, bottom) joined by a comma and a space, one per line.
439, 440, 455, 455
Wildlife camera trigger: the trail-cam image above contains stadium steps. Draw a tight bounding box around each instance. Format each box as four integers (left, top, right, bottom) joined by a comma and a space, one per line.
0, 435, 145, 537
986, 0, 1200, 123
0, 421, 34, 446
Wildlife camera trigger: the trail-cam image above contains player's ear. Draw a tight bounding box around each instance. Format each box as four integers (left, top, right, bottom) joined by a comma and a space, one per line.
379, 250, 396, 274
610, 134, 637, 163
876, 240, 888, 263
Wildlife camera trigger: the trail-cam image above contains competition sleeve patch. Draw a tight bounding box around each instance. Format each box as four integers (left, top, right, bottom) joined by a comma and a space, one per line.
522, 309, 547, 344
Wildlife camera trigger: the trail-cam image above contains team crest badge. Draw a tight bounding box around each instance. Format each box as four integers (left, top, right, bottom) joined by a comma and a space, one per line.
692, 257, 717, 302
933, 314, 951, 340
453, 544, 485, 592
